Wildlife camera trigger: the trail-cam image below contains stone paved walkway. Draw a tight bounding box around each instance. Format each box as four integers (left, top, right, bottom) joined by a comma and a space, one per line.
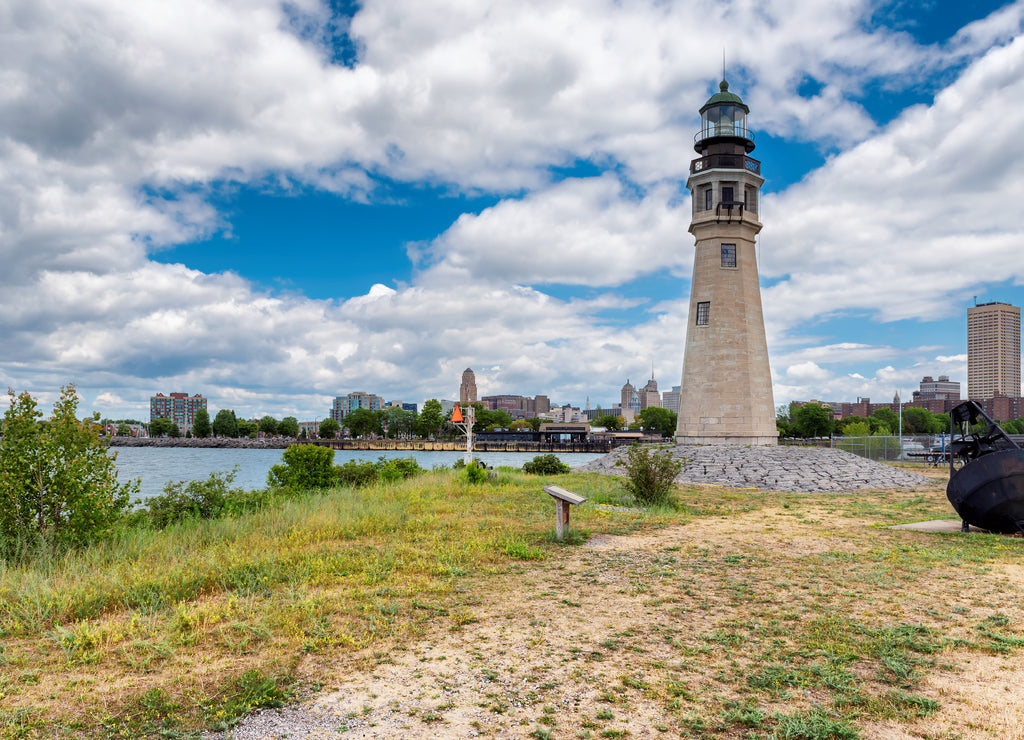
574, 444, 929, 492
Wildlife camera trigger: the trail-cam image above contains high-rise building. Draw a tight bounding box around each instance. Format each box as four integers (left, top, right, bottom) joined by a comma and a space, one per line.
675, 79, 777, 445
150, 392, 207, 431
968, 302, 1020, 399
459, 368, 478, 403
914, 375, 960, 402
662, 385, 681, 414
620, 380, 635, 411
639, 377, 661, 409
330, 392, 385, 422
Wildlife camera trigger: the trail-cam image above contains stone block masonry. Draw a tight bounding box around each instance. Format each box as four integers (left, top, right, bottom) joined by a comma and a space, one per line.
575, 444, 928, 493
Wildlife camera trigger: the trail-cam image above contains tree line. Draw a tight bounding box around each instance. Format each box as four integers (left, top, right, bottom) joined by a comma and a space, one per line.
776, 402, 954, 439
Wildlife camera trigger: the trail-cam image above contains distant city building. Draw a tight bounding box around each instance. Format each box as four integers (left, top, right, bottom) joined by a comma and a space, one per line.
540, 404, 586, 423
968, 301, 1020, 400
459, 368, 478, 403
439, 399, 458, 415
662, 385, 681, 414
913, 375, 960, 403
639, 376, 661, 410
620, 380, 635, 412
481, 394, 551, 417
330, 391, 385, 422
150, 392, 207, 432
298, 421, 320, 437
402, 402, 418, 414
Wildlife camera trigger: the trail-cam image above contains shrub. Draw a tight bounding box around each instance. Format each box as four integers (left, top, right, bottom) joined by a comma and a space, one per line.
335, 456, 424, 487
464, 460, 488, 484
522, 454, 571, 475
336, 460, 379, 488
267, 444, 335, 489
146, 469, 242, 529
620, 445, 683, 506
0, 385, 137, 553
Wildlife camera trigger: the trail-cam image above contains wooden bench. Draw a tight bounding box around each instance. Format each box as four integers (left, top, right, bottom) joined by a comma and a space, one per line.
543, 485, 587, 540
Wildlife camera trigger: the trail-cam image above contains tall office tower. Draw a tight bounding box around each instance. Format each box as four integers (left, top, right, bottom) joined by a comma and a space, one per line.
967, 302, 1020, 399
459, 368, 478, 403
675, 80, 777, 445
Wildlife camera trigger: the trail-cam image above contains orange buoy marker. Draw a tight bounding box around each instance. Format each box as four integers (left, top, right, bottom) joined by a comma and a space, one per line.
451, 405, 464, 423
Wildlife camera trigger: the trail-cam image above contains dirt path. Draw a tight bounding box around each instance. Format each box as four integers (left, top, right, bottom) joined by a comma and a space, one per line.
220, 503, 1024, 739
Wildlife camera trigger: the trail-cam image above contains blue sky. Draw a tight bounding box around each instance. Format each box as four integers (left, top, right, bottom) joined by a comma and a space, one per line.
3, 0, 1024, 420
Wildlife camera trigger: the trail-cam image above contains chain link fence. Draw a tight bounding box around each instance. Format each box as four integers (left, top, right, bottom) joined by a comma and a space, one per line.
830, 434, 951, 463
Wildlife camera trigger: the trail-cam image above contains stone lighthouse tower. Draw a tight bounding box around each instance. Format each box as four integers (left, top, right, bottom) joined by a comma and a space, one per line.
674, 80, 777, 446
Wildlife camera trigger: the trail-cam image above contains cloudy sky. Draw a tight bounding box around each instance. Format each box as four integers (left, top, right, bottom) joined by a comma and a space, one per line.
3, 0, 1023, 420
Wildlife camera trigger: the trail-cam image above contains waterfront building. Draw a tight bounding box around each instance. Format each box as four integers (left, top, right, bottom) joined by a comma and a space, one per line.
675, 79, 777, 445
968, 301, 1020, 399
150, 392, 207, 433
330, 391, 385, 422
480, 394, 551, 417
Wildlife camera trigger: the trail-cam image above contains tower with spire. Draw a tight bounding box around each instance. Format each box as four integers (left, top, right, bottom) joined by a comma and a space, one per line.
674, 79, 777, 445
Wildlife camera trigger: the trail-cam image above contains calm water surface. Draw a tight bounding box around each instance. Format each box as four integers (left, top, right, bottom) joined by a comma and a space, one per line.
113, 447, 606, 501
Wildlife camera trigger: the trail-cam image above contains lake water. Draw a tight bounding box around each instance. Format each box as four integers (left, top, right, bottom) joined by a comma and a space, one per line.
112, 447, 606, 501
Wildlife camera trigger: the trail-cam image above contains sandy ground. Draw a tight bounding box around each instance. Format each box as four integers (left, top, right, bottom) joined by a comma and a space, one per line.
218, 496, 1024, 740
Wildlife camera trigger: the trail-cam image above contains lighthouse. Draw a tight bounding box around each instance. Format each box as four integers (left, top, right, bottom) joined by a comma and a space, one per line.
674, 80, 777, 446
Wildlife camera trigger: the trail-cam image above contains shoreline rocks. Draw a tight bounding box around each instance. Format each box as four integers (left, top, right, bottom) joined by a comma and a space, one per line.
574, 444, 930, 493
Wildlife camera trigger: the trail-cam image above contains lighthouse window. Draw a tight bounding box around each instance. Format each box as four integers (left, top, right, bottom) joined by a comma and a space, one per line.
696, 301, 710, 325
721, 186, 734, 205
704, 188, 712, 211
721, 244, 736, 268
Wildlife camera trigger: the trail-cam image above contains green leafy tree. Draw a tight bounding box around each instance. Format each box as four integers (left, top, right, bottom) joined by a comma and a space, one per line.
168, 423, 181, 438
116, 422, 131, 436
192, 408, 212, 438
149, 418, 175, 437
794, 403, 834, 438
638, 407, 678, 437
474, 405, 512, 433
299, 427, 307, 440
841, 420, 872, 437
902, 407, 941, 435
258, 415, 279, 436
345, 408, 380, 437
278, 416, 299, 438
384, 406, 415, 438
871, 408, 899, 435
318, 418, 341, 439
416, 399, 444, 438
935, 413, 951, 434
237, 419, 258, 438
0, 385, 137, 551
267, 444, 336, 490
593, 414, 622, 431
524, 417, 543, 432
212, 409, 239, 438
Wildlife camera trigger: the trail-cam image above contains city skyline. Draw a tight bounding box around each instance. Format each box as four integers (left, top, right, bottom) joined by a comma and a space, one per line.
3, 1, 1023, 420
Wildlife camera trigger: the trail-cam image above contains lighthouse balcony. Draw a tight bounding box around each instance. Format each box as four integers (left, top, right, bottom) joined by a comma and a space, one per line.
690, 154, 760, 175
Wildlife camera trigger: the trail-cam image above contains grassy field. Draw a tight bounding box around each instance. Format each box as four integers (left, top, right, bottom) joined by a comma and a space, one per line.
1, 464, 1023, 738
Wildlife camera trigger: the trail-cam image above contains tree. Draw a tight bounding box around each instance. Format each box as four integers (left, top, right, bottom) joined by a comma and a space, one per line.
116, 422, 131, 437
345, 408, 380, 438
258, 415, 279, 436
474, 405, 512, 433
841, 420, 872, 437
416, 399, 444, 438
192, 408, 212, 438
871, 408, 899, 435
278, 416, 299, 438
794, 403, 833, 438
168, 423, 181, 438
384, 406, 415, 438
149, 418, 175, 437
639, 407, 678, 437
593, 414, 622, 431
212, 409, 238, 438
237, 419, 258, 438
902, 407, 941, 435
0, 385, 137, 551
318, 418, 341, 439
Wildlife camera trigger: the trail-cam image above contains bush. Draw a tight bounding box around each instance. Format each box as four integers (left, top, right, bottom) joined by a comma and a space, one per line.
336, 456, 424, 487
0, 385, 137, 553
620, 445, 683, 506
146, 469, 244, 529
464, 460, 488, 484
522, 454, 571, 475
267, 444, 336, 489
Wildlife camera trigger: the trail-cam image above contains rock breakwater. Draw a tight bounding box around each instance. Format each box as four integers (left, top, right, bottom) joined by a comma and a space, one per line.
574, 444, 929, 493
